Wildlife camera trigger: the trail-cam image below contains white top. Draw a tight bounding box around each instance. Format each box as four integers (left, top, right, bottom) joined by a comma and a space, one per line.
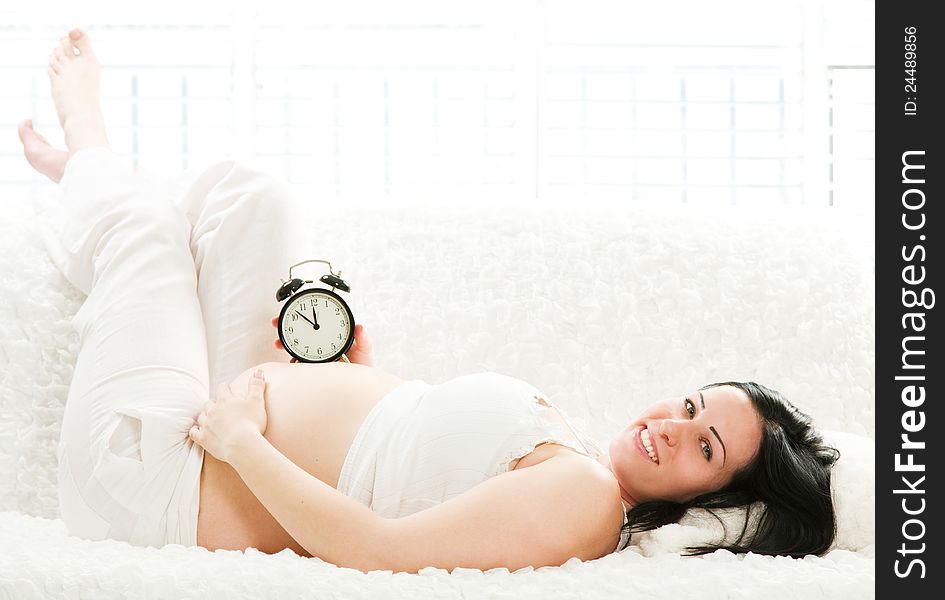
337, 372, 631, 553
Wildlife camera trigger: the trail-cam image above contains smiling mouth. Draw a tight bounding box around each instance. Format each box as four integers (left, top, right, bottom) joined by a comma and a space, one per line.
636, 426, 659, 464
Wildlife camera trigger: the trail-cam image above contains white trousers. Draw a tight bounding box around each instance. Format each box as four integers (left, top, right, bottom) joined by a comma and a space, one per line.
44, 147, 308, 548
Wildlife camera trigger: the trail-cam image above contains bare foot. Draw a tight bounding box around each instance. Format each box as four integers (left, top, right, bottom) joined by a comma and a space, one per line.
47, 28, 110, 158
17, 119, 69, 183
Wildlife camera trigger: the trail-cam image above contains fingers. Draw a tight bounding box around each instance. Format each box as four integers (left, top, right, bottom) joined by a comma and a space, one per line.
355, 324, 372, 350
272, 316, 297, 363
190, 409, 207, 444
272, 316, 289, 357
272, 319, 284, 348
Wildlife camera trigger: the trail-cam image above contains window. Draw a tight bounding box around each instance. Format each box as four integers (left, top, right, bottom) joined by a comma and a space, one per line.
1, 0, 874, 211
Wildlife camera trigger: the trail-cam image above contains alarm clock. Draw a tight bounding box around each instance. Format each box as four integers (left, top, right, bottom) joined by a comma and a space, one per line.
275, 259, 355, 364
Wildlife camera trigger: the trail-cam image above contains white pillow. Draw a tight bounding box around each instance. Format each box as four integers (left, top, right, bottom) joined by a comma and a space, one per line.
821, 429, 875, 552
633, 429, 874, 556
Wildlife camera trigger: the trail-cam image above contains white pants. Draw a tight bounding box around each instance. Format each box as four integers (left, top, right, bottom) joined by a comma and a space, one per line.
44, 147, 308, 548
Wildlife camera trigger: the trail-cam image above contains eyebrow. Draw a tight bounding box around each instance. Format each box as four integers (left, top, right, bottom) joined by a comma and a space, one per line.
699, 391, 727, 468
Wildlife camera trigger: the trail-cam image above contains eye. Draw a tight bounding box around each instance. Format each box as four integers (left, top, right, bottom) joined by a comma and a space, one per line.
684, 398, 712, 461
701, 439, 712, 461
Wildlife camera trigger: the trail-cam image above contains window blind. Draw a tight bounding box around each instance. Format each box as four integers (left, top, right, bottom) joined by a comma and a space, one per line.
0, 0, 874, 210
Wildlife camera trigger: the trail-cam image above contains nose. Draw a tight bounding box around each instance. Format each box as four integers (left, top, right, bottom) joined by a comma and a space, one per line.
656, 419, 685, 447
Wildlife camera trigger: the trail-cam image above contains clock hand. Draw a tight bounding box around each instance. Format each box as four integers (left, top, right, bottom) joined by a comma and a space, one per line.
311, 307, 320, 329
294, 310, 317, 329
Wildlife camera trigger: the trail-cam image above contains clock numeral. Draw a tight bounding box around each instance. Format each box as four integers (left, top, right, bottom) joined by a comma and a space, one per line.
317, 347, 323, 355
331, 343, 337, 350
338, 333, 343, 340
305, 346, 309, 352
286, 326, 294, 334
293, 338, 299, 345
335, 307, 340, 314
291, 313, 297, 321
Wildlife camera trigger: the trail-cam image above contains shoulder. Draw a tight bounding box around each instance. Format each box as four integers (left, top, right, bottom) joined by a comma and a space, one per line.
535, 453, 627, 558
538, 445, 621, 499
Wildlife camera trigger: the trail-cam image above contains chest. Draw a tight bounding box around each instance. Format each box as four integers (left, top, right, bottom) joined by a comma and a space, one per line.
509, 394, 597, 471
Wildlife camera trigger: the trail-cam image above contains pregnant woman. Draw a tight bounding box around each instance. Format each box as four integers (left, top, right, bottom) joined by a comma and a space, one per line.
20, 28, 841, 574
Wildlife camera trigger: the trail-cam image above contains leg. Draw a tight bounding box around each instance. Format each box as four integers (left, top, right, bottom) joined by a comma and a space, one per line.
31, 28, 206, 548
33, 29, 300, 548
27, 27, 309, 388
167, 159, 309, 389
22, 27, 369, 389
142, 161, 376, 381
50, 147, 209, 548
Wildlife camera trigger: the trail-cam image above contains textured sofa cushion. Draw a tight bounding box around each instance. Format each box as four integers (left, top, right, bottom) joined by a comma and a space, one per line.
6, 188, 874, 548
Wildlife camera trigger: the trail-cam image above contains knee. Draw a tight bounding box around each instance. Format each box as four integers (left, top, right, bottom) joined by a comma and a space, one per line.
117, 200, 190, 245
230, 163, 299, 220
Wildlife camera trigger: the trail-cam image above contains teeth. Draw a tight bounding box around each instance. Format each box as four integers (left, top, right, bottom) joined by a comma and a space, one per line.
639, 428, 659, 464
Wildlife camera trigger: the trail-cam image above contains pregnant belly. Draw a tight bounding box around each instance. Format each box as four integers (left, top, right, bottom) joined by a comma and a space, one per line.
195, 361, 405, 556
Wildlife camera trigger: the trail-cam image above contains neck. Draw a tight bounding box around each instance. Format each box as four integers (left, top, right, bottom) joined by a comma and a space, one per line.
595, 451, 643, 508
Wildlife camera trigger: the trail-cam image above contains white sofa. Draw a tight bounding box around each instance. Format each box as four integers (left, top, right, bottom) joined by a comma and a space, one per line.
0, 176, 874, 599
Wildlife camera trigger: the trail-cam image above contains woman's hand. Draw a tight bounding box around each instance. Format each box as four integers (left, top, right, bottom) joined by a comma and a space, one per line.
271, 316, 375, 366
271, 316, 298, 363
189, 369, 269, 463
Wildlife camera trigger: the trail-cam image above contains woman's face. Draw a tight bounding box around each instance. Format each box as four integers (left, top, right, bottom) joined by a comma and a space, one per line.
606, 385, 764, 505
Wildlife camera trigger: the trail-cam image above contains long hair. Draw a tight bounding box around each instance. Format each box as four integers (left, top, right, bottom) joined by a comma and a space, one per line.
619, 381, 841, 557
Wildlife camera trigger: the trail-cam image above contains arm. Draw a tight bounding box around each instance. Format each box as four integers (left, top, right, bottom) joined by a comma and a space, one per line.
379, 455, 621, 574
228, 432, 388, 571
232, 439, 618, 574
192, 374, 617, 573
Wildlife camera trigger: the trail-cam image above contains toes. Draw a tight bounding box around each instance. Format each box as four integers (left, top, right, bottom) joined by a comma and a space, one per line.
68, 27, 93, 55
53, 45, 66, 63
17, 120, 33, 144
17, 120, 53, 149
59, 37, 77, 58
31, 126, 50, 144
48, 54, 60, 75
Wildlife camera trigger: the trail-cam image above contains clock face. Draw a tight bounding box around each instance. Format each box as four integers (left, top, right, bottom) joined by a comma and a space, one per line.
279, 290, 353, 362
